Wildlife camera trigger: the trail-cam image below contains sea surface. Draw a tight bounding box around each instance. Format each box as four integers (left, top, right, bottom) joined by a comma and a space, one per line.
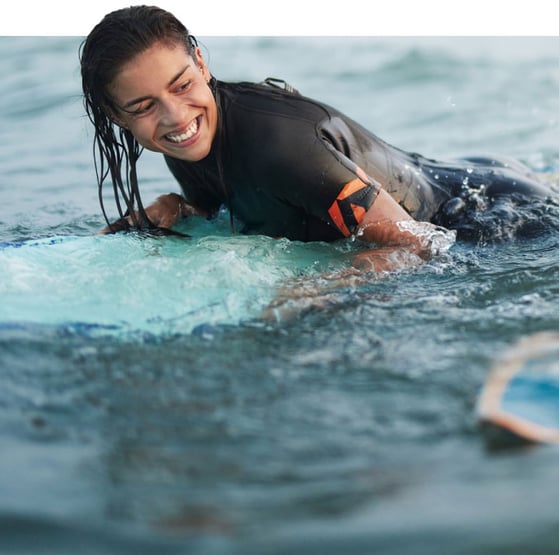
1, 36, 559, 554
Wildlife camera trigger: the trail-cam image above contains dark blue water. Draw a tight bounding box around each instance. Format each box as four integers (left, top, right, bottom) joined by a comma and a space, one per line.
1, 36, 559, 554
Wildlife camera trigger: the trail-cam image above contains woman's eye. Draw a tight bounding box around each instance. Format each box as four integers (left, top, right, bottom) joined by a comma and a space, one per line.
131, 102, 154, 115
178, 80, 192, 92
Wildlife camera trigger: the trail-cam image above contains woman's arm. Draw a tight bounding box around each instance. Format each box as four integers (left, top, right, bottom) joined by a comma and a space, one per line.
264, 192, 455, 321
99, 193, 207, 234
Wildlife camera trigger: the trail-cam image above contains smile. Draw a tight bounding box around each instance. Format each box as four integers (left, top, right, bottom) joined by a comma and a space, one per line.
166, 117, 200, 143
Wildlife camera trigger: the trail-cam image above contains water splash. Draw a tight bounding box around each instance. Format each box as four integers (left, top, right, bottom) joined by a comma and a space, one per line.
396, 220, 457, 255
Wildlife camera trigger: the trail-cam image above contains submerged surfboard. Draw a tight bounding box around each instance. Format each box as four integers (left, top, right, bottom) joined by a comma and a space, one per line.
0, 232, 341, 336
477, 332, 559, 446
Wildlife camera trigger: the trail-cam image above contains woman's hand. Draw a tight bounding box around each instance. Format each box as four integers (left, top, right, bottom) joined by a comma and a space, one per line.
99, 193, 207, 234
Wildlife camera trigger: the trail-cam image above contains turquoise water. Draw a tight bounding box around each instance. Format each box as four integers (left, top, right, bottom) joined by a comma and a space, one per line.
2, 36, 559, 554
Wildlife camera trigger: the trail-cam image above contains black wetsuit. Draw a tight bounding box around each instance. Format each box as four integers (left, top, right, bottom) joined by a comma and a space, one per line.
165, 79, 557, 242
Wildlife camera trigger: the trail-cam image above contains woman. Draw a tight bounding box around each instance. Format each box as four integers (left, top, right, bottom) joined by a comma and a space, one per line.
80, 5, 557, 272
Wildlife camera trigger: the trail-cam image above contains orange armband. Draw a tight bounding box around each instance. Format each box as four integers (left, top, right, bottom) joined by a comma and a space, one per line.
328, 175, 380, 237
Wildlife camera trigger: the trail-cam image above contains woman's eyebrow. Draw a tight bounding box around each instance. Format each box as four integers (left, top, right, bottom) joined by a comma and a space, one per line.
122, 65, 190, 109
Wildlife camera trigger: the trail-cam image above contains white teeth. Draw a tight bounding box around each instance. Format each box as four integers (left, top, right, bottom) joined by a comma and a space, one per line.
167, 118, 199, 143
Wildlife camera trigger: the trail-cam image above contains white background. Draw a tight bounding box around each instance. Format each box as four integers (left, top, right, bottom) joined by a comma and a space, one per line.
2, 0, 557, 36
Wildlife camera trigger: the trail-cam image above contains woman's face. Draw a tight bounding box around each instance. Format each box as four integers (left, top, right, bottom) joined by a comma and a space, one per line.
108, 41, 218, 162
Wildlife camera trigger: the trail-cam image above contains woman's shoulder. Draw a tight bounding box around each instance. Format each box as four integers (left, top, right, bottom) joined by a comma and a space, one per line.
217, 78, 301, 98
216, 78, 332, 120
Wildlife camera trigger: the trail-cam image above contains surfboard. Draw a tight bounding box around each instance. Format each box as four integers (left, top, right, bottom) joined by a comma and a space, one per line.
0, 232, 324, 336
0, 233, 252, 335
477, 332, 559, 446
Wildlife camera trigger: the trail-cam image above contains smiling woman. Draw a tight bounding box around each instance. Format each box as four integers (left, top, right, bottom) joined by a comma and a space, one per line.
80, 5, 558, 272
80, 6, 215, 234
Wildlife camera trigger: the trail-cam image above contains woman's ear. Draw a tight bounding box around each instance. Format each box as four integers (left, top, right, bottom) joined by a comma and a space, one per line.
194, 47, 211, 82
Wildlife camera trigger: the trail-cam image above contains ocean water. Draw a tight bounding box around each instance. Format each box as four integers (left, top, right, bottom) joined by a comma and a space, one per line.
1, 36, 559, 554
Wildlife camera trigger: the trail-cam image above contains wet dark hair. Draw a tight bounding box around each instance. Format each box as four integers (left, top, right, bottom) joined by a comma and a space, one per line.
79, 5, 199, 233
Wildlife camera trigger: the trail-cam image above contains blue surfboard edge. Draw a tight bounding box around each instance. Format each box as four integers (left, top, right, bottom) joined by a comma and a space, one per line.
477, 331, 559, 447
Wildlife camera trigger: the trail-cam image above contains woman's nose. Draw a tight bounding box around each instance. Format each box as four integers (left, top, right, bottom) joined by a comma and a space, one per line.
159, 97, 185, 126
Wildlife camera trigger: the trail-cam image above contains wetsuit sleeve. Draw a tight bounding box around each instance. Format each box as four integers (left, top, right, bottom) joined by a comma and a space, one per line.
320, 140, 382, 236
270, 115, 382, 238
